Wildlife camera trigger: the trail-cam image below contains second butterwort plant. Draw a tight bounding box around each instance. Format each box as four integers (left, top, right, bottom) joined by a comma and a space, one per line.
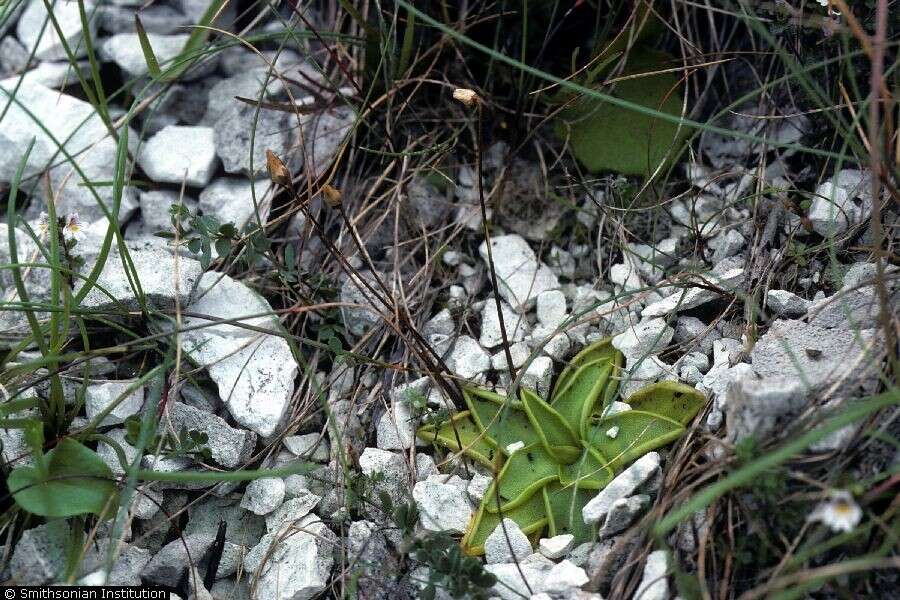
418, 337, 705, 555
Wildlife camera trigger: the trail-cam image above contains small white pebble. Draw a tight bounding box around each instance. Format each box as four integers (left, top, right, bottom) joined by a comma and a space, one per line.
506, 440, 525, 454
606, 426, 619, 439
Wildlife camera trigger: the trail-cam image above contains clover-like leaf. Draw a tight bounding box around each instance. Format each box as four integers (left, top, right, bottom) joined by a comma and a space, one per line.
417, 338, 706, 555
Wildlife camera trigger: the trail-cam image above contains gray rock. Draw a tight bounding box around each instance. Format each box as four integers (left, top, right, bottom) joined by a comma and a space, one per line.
582, 453, 660, 525
527, 325, 571, 361
750, 319, 882, 396
407, 176, 450, 228
612, 318, 674, 364
265, 492, 322, 532
85, 380, 144, 425
39, 130, 137, 224
212, 99, 296, 177
539, 534, 575, 560
340, 271, 383, 336
241, 478, 286, 515
138, 189, 196, 234
101, 33, 217, 80
8, 521, 69, 584
137, 125, 218, 187
243, 515, 335, 600
766, 289, 810, 317
376, 397, 416, 450
0, 37, 28, 74
142, 534, 215, 585
423, 309, 454, 337
521, 355, 554, 397
0, 80, 107, 184
725, 374, 810, 443
807, 283, 895, 330
483, 561, 553, 600
540, 559, 590, 594
491, 342, 531, 371
808, 169, 872, 237
204, 69, 285, 126
484, 519, 532, 564
298, 106, 355, 179
79, 545, 152, 586
709, 228, 745, 262
673, 316, 720, 355
446, 335, 491, 380
199, 177, 271, 230
284, 432, 330, 462
412, 477, 473, 534
185, 496, 265, 548
173, 0, 236, 24
635, 550, 670, 600
642, 264, 744, 318
467, 473, 492, 503
181, 272, 296, 437
4, 59, 92, 89
701, 362, 755, 429
599, 494, 650, 538
347, 520, 392, 571
479, 234, 559, 312
76, 242, 203, 312
358, 448, 410, 507
142, 81, 212, 134
536, 290, 567, 328
17, 0, 95, 60
99, 4, 190, 35
480, 299, 530, 348
166, 401, 257, 468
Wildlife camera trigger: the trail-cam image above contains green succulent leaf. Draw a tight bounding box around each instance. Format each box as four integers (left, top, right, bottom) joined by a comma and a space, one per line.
463, 484, 548, 555
520, 388, 580, 463
416, 338, 706, 555
463, 388, 541, 452
416, 410, 498, 468
483, 443, 558, 513
543, 480, 596, 541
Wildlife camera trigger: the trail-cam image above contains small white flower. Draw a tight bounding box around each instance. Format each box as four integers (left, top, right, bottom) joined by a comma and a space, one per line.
816, 0, 828, 5
505, 441, 525, 455
808, 490, 862, 533
606, 425, 619, 439
62, 212, 85, 242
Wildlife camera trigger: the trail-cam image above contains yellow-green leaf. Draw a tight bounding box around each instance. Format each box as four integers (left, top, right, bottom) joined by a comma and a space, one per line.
520, 388, 580, 463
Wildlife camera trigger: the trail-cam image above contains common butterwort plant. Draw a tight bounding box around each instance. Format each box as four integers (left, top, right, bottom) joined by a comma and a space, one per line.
417, 338, 705, 554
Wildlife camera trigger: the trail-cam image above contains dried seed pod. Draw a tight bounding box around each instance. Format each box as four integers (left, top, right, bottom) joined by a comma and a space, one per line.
322, 183, 342, 208
266, 149, 292, 188
453, 88, 480, 107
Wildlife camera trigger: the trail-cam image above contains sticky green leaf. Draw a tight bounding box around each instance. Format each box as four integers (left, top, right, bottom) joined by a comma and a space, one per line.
417, 410, 498, 468
416, 338, 706, 555
520, 388, 580, 463
555, 48, 688, 176
8, 439, 119, 518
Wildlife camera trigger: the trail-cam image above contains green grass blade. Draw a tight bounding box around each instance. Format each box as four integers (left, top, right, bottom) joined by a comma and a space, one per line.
134, 14, 162, 79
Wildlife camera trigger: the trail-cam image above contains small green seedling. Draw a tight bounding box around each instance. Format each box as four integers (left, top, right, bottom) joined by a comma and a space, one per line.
417, 338, 705, 555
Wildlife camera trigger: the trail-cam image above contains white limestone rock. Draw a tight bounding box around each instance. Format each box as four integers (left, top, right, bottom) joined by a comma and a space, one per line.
85, 380, 144, 426
167, 401, 257, 468
635, 550, 670, 600
17, 0, 96, 60
180, 272, 296, 437
0, 80, 107, 184
446, 335, 491, 380
479, 299, 530, 348
479, 234, 559, 313
766, 289, 810, 317
412, 477, 473, 534
539, 534, 575, 560
582, 453, 660, 525
484, 519, 532, 564
241, 478, 286, 515
137, 125, 218, 187
243, 514, 335, 600
198, 177, 271, 231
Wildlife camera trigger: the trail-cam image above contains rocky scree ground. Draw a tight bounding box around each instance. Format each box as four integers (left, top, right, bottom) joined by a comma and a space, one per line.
1, 2, 898, 600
